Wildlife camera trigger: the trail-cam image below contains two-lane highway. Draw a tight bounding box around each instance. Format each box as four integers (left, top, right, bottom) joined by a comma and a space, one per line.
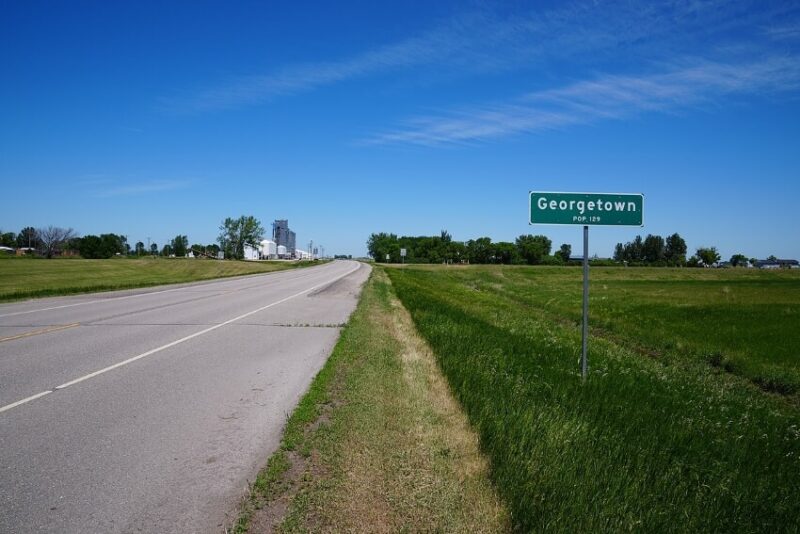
0, 260, 369, 533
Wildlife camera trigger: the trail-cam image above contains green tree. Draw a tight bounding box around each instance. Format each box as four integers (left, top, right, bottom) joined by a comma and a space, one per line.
448, 241, 467, 264
515, 234, 552, 265
366, 232, 400, 263
78, 234, 124, 259
729, 254, 748, 267
696, 247, 721, 267
642, 234, 665, 264
665, 233, 688, 265
613, 243, 625, 262
625, 235, 644, 263
150, 243, 158, 256
0, 231, 16, 247
218, 216, 265, 260
556, 243, 572, 263
161, 244, 173, 257
135, 241, 145, 256
16, 227, 40, 250
494, 242, 521, 264
171, 235, 188, 257
466, 237, 493, 264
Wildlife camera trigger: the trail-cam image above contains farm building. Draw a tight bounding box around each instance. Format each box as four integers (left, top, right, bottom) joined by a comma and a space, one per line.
754, 259, 799, 269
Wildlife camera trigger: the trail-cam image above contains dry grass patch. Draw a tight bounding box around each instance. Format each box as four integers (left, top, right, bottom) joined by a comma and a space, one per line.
233, 267, 508, 533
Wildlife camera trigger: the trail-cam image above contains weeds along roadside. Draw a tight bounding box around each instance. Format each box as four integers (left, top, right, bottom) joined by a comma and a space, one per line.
231, 268, 508, 533
385, 266, 800, 533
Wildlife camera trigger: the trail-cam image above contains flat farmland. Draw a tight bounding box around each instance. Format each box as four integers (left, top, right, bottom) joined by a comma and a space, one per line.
386, 265, 800, 532
456, 266, 800, 395
0, 257, 315, 302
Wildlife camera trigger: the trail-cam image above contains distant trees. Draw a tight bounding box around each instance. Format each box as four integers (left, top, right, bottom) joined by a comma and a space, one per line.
729, 254, 748, 267
556, 243, 572, 263
0, 231, 16, 247
642, 234, 665, 263
516, 235, 552, 265
37, 226, 76, 258
615, 233, 686, 266
77, 234, 125, 259
135, 241, 146, 256
161, 244, 173, 257
171, 235, 189, 257
695, 247, 721, 267
367, 232, 400, 263
16, 227, 40, 250
367, 232, 560, 265
664, 233, 687, 264
150, 243, 158, 256
465, 237, 493, 264
218, 216, 265, 260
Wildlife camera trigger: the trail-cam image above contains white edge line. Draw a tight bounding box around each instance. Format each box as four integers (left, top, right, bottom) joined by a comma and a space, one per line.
0, 390, 52, 414
1, 262, 361, 413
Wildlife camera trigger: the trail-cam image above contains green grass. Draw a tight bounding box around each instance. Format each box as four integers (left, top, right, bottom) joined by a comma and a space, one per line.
0, 256, 318, 302
386, 265, 800, 533
234, 268, 507, 533
406, 265, 800, 395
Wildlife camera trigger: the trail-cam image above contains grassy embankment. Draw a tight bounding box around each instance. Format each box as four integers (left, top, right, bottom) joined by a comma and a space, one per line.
385, 265, 800, 532
0, 256, 318, 302
232, 268, 508, 533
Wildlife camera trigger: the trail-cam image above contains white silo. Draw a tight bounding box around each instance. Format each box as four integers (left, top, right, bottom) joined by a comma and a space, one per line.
260, 239, 277, 259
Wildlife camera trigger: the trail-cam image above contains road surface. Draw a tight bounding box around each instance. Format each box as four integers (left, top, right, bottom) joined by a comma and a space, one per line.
0, 260, 369, 533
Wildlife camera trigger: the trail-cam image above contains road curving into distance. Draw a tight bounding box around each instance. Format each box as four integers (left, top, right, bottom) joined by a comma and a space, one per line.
0, 260, 370, 533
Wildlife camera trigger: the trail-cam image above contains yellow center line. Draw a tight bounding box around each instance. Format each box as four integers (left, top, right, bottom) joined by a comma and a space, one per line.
0, 323, 80, 343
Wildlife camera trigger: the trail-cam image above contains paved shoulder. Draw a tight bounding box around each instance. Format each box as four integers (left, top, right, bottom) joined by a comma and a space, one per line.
0, 260, 371, 533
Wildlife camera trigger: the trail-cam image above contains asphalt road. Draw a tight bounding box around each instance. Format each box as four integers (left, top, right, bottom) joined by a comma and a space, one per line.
0, 260, 369, 533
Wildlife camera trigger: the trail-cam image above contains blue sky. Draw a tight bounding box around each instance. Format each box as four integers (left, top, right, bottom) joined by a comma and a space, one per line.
2, 0, 799, 258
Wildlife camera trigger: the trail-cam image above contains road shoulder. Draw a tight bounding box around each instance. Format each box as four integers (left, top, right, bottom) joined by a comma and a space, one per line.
230, 267, 508, 533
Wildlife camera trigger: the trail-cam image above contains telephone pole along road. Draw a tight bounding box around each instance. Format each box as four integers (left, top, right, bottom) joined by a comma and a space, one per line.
0, 260, 369, 533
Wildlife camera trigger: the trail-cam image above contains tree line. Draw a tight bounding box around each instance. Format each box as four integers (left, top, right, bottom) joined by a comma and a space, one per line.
368, 231, 573, 265
369, 230, 764, 267
2, 215, 268, 261
0, 226, 220, 259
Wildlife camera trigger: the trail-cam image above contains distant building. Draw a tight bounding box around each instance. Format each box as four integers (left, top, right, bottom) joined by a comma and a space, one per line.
754, 259, 799, 269
272, 220, 296, 257
259, 239, 277, 259
243, 243, 259, 261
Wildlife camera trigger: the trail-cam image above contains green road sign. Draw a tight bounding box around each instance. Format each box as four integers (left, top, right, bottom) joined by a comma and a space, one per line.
529, 191, 643, 226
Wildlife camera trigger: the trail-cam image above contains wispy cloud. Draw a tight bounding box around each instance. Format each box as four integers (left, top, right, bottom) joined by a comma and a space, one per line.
164, 0, 796, 113
765, 22, 800, 40
365, 55, 800, 146
93, 180, 190, 198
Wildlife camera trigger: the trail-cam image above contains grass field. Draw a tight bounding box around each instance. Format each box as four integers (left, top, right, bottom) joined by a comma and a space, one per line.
386, 265, 800, 532
0, 256, 317, 302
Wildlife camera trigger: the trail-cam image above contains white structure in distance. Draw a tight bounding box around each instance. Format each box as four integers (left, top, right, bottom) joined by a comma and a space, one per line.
259, 239, 277, 259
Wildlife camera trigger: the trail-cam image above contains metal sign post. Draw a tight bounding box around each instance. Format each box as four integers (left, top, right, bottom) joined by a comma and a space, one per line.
400, 248, 406, 264
581, 225, 589, 380
529, 191, 644, 380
